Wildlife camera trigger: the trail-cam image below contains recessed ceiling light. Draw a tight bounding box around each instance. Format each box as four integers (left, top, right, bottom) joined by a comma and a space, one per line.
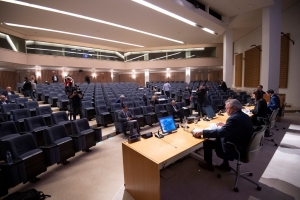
5, 22, 144, 47
0, 0, 184, 44
132, 0, 218, 35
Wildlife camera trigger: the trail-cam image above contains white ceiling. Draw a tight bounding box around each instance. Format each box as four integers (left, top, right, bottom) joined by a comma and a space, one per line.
0, 0, 298, 71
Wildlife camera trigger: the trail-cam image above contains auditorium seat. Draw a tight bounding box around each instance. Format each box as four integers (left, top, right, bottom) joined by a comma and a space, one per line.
0, 103, 18, 121
81, 101, 95, 121
24, 101, 39, 116
43, 125, 75, 165
155, 104, 168, 118
11, 109, 31, 132
14, 98, 28, 109
48, 92, 59, 107
57, 94, 69, 111
0, 121, 20, 161
4, 134, 47, 184
24, 116, 49, 146
95, 105, 113, 127
129, 107, 146, 127
7, 94, 20, 103
51, 112, 72, 135
36, 106, 53, 126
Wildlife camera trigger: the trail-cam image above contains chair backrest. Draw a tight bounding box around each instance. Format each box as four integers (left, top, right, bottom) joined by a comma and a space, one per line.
71, 118, 91, 134
111, 103, 122, 111
0, 103, 18, 113
43, 125, 69, 144
49, 92, 58, 98
51, 112, 69, 124
81, 101, 93, 108
129, 107, 142, 116
11, 109, 31, 121
58, 94, 68, 101
95, 105, 108, 115
7, 94, 20, 103
244, 126, 267, 163
15, 98, 28, 105
126, 101, 134, 108
134, 101, 145, 107
143, 106, 154, 115
155, 104, 165, 113
24, 101, 39, 109
269, 108, 280, 129
95, 99, 106, 106
24, 116, 47, 131
36, 106, 53, 115
5, 134, 38, 159
0, 121, 19, 137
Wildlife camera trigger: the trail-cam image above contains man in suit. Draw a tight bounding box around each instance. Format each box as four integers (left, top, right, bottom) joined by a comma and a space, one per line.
266, 89, 280, 114
2, 87, 15, 97
171, 100, 183, 123
0, 95, 9, 105
118, 104, 139, 135
219, 80, 227, 92
115, 95, 125, 105
52, 75, 59, 83
193, 99, 253, 171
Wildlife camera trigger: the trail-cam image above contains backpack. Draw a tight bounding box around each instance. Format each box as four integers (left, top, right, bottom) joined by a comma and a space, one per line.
3, 189, 51, 200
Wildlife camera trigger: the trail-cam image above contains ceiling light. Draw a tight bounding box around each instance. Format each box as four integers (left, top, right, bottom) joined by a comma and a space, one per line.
202, 28, 215, 34
150, 52, 181, 61
132, 0, 196, 27
0, 0, 184, 44
5, 22, 144, 47
126, 54, 148, 62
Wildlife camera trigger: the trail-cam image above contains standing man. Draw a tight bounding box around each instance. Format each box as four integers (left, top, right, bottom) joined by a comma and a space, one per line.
118, 104, 140, 135
23, 77, 35, 100
196, 85, 206, 117
257, 85, 266, 94
193, 99, 253, 171
2, 86, 15, 97
171, 100, 183, 123
266, 89, 280, 114
220, 80, 227, 92
52, 74, 59, 83
68, 86, 83, 120
162, 81, 171, 98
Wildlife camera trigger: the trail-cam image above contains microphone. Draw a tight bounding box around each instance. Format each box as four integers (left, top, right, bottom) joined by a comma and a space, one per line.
218, 110, 224, 116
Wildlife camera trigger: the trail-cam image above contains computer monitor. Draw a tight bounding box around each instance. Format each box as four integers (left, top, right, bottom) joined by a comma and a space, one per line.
204, 106, 216, 119
158, 116, 177, 134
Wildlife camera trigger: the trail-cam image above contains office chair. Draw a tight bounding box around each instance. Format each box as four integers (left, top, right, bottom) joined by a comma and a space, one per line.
217, 126, 267, 192
262, 108, 280, 146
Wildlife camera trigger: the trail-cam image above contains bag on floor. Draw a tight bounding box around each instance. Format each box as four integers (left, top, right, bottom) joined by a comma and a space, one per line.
3, 188, 51, 200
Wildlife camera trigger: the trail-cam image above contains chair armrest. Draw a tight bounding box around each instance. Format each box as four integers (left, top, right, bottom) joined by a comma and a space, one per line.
40, 144, 57, 149
0, 159, 23, 167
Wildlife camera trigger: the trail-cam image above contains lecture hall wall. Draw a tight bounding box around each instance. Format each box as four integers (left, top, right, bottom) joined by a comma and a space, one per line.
233, 1, 300, 107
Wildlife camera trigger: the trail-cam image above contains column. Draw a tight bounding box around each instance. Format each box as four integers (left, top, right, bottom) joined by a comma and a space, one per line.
223, 29, 233, 88
261, 0, 281, 93
145, 69, 149, 87
185, 67, 190, 84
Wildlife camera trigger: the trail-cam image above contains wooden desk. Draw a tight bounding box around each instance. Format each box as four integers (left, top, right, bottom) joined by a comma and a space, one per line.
122, 114, 230, 200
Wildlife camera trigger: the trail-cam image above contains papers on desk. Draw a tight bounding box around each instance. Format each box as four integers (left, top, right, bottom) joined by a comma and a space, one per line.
158, 98, 166, 101
182, 107, 188, 109
191, 128, 203, 133
242, 108, 251, 114
155, 92, 161, 95
204, 123, 222, 130
192, 90, 197, 93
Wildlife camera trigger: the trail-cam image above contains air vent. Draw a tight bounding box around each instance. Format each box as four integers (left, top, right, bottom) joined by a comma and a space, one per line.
209, 8, 222, 21
186, 0, 205, 11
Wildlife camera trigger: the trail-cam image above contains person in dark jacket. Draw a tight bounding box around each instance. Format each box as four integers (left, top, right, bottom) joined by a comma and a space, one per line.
251, 90, 268, 125
266, 89, 280, 114
219, 80, 227, 92
196, 85, 206, 117
23, 78, 35, 100
2, 87, 15, 97
193, 99, 253, 172
118, 104, 139, 135
52, 75, 59, 83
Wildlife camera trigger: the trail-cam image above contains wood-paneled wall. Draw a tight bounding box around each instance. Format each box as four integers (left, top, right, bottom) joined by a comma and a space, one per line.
244, 46, 261, 87
149, 72, 185, 82
0, 71, 16, 90
119, 74, 145, 86
280, 34, 290, 88
235, 53, 243, 87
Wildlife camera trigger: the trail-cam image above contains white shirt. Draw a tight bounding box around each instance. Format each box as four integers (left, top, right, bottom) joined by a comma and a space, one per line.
163, 83, 171, 91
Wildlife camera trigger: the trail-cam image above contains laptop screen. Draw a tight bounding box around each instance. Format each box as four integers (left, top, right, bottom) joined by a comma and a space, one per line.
158, 116, 177, 134
205, 106, 216, 119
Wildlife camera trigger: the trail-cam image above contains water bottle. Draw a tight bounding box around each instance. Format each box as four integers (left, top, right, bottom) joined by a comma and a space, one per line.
6, 150, 13, 165
184, 116, 187, 131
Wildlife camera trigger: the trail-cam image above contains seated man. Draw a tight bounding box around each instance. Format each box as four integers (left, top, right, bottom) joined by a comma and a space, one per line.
118, 104, 139, 135
115, 95, 125, 105
2, 86, 15, 97
171, 100, 183, 123
0, 95, 9, 105
193, 99, 253, 172
266, 89, 280, 114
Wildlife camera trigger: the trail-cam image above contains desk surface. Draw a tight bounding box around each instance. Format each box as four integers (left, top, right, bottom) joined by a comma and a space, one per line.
123, 113, 233, 164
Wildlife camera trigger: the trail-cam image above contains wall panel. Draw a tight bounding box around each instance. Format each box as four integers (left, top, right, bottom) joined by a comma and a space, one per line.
0, 71, 16, 90
244, 46, 261, 87
235, 53, 243, 87
280, 34, 289, 88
